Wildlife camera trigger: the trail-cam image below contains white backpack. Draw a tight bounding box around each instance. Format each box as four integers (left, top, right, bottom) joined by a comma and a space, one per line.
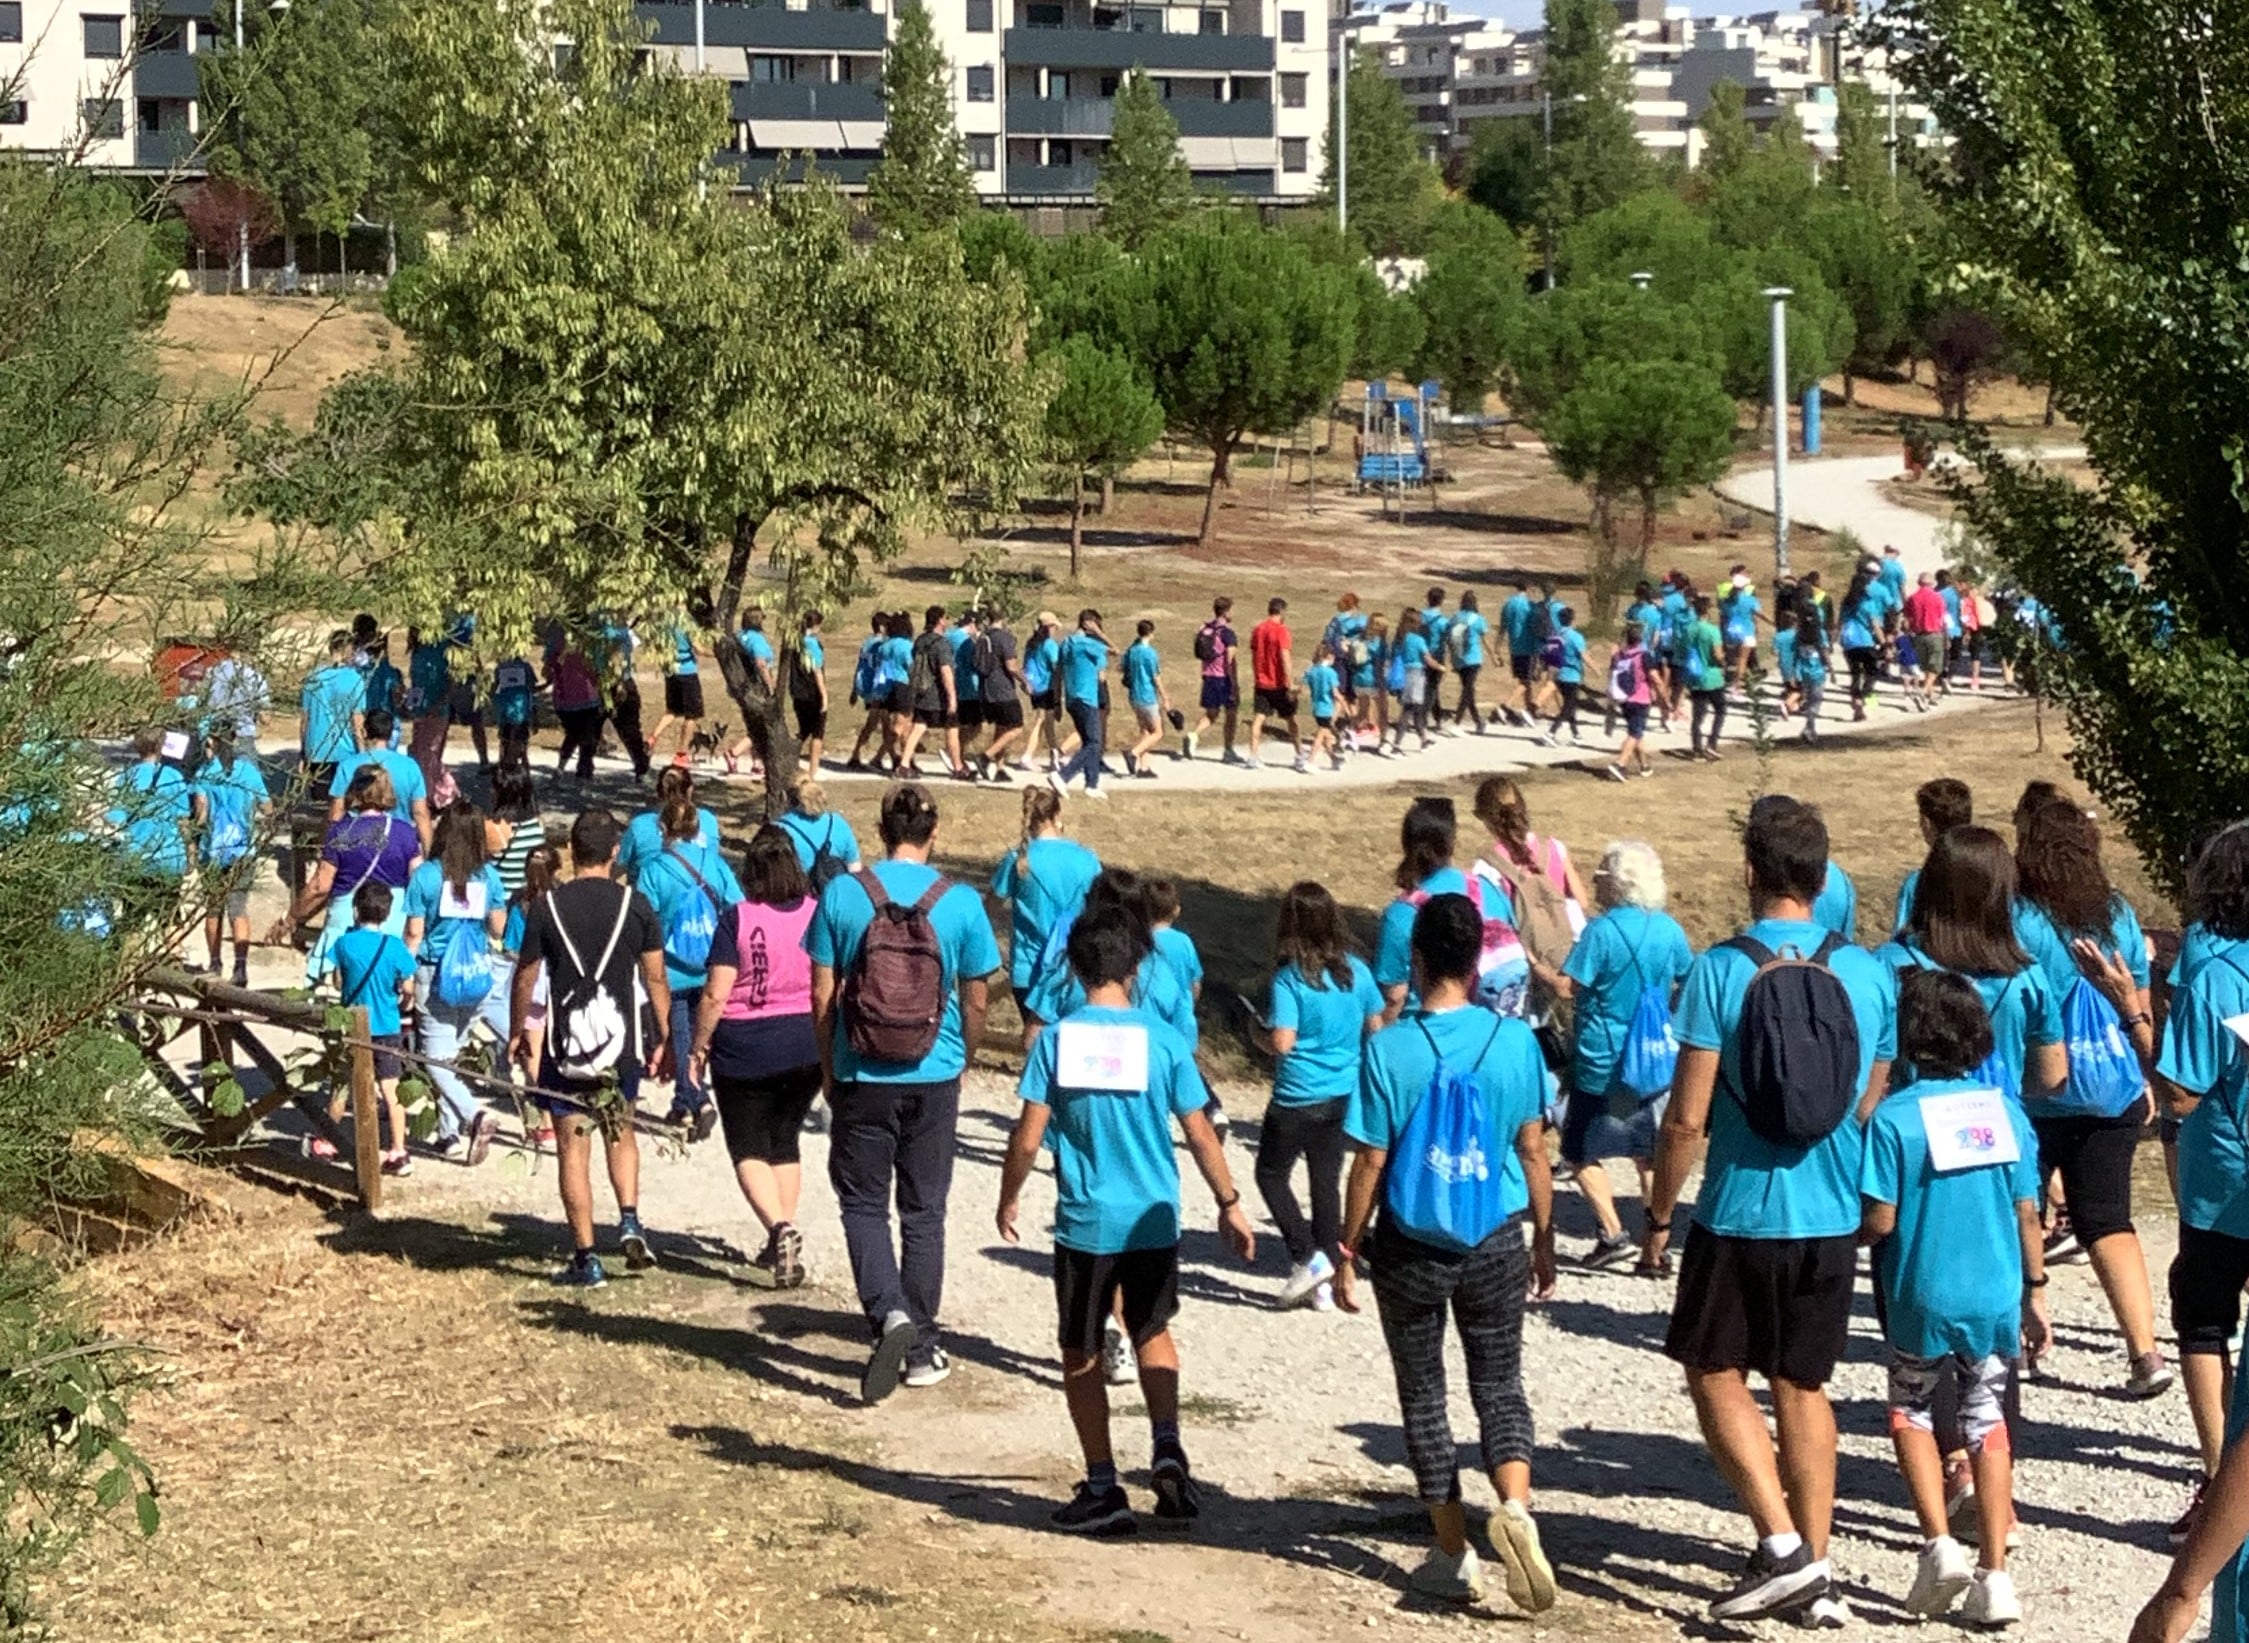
547, 887, 634, 1080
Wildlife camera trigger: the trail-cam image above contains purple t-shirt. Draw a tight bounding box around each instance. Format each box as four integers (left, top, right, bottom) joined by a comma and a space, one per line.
321, 813, 419, 897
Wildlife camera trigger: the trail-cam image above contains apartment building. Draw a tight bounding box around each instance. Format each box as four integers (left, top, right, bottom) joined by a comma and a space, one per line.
0, 0, 208, 171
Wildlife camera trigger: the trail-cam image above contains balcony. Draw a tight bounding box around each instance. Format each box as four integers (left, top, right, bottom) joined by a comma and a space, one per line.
639, 2, 887, 54
726, 151, 877, 186
133, 50, 203, 99
1005, 94, 1272, 137
728, 79, 883, 121
1191, 167, 1274, 195
1002, 26, 1273, 72
1005, 161, 1101, 195
133, 125, 202, 169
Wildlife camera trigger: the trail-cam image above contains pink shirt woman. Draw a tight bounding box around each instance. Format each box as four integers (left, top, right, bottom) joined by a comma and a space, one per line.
701, 894, 819, 1081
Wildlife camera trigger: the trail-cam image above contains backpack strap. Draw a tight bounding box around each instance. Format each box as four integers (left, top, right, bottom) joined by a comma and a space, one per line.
1811, 931, 1848, 965
910, 876, 951, 917
1722, 934, 1776, 968
855, 868, 893, 913
664, 842, 721, 910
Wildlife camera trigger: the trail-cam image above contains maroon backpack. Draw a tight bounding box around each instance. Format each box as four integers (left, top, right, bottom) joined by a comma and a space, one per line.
842, 870, 951, 1063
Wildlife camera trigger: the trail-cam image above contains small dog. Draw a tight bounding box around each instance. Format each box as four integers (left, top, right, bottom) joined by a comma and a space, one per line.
687, 720, 729, 764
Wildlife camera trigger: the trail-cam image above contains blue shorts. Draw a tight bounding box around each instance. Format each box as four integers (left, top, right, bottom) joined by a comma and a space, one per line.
536, 1054, 644, 1119
1199, 677, 1237, 712
1622, 702, 1650, 738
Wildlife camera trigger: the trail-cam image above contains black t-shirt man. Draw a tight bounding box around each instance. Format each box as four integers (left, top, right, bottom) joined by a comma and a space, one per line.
521, 876, 664, 1077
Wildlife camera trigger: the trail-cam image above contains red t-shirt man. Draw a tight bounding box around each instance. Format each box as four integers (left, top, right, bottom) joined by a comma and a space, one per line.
1903, 583, 1948, 637
1251, 609, 1292, 695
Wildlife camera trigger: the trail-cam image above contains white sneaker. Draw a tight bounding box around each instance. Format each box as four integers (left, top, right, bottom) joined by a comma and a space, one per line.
1410, 1544, 1485, 1604
1905, 1535, 1973, 1616
1101, 1319, 1135, 1386
1181, 732, 1198, 760
903, 1347, 952, 1388
1491, 1498, 1557, 1613
1241, 755, 1263, 770
1045, 772, 1066, 797
1279, 1250, 1334, 1308
1444, 723, 1467, 739
1291, 756, 1310, 774
1962, 1568, 2021, 1628
1080, 787, 1109, 802
1801, 1594, 1853, 1628
1310, 1281, 1335, 1311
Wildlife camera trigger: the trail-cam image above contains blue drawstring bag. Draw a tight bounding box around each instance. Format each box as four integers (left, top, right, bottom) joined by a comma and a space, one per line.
1384, 1019, 1509, 1252
2058, 975, 2141, 1116
434, 919, 495, 1009
1619, 983, 1679, 1101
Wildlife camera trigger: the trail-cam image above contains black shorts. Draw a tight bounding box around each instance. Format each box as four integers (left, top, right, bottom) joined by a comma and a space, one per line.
713, 1064, 824, 1166
882, 683, 910, 713
957, 700, 985, 729
1199, 677, 1236, 713
1054, 1243, 1180, 1358
369, 1030, 404, 1083
303, 761, 339, 796
913, 704, 956, 729
1314, 714, 1335, 732
1253, 686, 1297, 718
1510, 654, 1535, 684
2173, 1223, 2249, 1356
665, 675, 705, 719
1621, 702, 1650, 738
2031, 1109, 2141, 1243
792, 697, 827, 740
1665, 1230, 1856, 1388
1030, 686, 1059, 713
981, 698, 1024, 731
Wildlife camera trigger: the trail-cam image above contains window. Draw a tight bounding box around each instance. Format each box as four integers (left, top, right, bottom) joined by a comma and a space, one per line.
966, 0, 991, 29
138, 96, 160, 130
750, 54, 795, 82
1281, 136, 1307, 172
0, 3, 22, 42
82, 96, 123, 138
82, 13, 123, 56
1281, 71, 1306, 107
1279, 8, 1303, 42
968, 133, 996, 171
965, 63, 993, 101
0, 99, 26, 125
1025, 2, 1064, 25
141, 17, 185, 52
1197, 8, 1223, 33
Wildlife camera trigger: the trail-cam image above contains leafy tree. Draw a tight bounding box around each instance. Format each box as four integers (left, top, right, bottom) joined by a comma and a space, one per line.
1320, 49, 1442, 260
1694, 80, 1754, 187
260, 0, 1043, 799
957, 208, 1043, 284
866, 1, 975, 235
1540, 0, 1650, 242
0, 160, 313, 1626
1830, 79, 1893, 205
1694, 252, 1851, 412
175, 175, 280, 275
1707, 114, 1818, 253
1098, 67, 1196, 250
1878, 0, 2249, 881
1545, 356, 1737, 617
1460, 116, 1543, 233
1559, 187, 1725, 293
200, 0, 374, 280
1280, 216, 1425, 379
1507, 277, 1719, 424
1799, 196, 1916, 402
1136, 217, 1356, 543
1044, 337, 1163, 576
1923, 305, 2007, 422
1409, 202, 1525, 408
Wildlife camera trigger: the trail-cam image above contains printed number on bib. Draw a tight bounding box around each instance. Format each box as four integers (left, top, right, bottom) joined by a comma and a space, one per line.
161, 731, 191, 761
440, 880, 489, 921
1054, 1022, 1150, 1093
1918, 1087, 2019, 1174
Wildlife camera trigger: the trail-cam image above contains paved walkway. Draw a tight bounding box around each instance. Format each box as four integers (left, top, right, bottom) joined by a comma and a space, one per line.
1720, 444, 2085, 581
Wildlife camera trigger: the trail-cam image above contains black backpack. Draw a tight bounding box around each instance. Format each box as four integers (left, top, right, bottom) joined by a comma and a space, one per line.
1721, 932, 1861, 1146
1192, 621, 1220, 664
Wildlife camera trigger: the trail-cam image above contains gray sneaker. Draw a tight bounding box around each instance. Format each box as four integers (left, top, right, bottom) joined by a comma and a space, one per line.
862, 1309, 916, 1404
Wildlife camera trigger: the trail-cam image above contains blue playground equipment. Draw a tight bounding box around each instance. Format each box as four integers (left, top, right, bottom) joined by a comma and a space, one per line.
1356, 380, 1438, 492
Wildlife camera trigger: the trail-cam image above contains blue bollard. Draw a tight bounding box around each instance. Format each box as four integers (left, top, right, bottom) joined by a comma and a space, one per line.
1802, 383, 1822, 455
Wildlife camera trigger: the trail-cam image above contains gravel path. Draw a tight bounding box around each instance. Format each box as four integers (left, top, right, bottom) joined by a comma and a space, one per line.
390, 1068, 2197, 1643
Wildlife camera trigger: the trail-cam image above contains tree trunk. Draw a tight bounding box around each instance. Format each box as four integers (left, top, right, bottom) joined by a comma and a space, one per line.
385, 219, 398, 280
1843, 367, 1857, 407
2043, 382, 2057, 427
1098, 474, 1113, 516
1198, 445, 1231, 545
700, 511, 797, 811
282, 225, 298, 291
1069, 471, 1084, 582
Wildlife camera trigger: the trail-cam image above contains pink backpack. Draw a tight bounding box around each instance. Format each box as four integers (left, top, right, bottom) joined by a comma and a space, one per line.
1402, 874, 1530, 1017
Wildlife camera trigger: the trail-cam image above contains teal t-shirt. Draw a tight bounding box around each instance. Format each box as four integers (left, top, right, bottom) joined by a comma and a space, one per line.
1675, 917, 1898, 1239
992, 836, 1102, 991
1375, 867, 1473, 992
1122, 641, 1161, 707
1862, 1076, 2040, 1359
1454, 611, 1488, 666
1061, 633, 1107, 706
776, 811, 860, 877
1554, 628, 1588, 685
1304, 662, 1341, 720
1684, 620, 1724, 691
807, 861, 1002, 1083
636, 838, 746, 989
333, 926, 415, 1036
2161, 942, 2249, 1237
1019, 1004, 1204, 1254
193, 756, 269, 868
1347, 1007, 1545, 1225
1027, 947, 1195, 1050
1813, 864, 1858, 943
1562, 906, 1695, 1095
618, 806, 720, 879
1501, 595, 1536, 656
1268, 956, 1383, 1104
1879, 939, 2063, 1107
300, 664, 365, 763
1893, 868, 1921, 936
1398, 631, 1432, 671
111, 761, 191, 878
329, 748, 427, 824
2014, 897, 2151, 1000
404, 859, 506, 960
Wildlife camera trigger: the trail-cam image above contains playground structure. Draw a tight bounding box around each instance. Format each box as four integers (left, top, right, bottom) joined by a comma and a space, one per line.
1354, 380, 1437, 499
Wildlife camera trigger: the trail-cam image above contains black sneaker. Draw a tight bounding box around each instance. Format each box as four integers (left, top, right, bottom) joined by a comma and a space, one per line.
1710, 1544, 1827, 1621
1052, 1480, 1136, 1537
771, 1223, 806, 1290
1151, 1444, 1200, 1527
689, 1104, 718, 1144
1578, 1230, 1636, 1270
862, 1309, 916, 1405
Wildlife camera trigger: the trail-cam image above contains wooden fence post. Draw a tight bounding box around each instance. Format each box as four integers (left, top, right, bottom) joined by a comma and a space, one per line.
347, 1005, 382, 1212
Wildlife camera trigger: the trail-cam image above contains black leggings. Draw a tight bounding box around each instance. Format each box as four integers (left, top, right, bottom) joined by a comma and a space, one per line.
1254, 1097, 1346, 1265
1550, 680, 1582, 738
1690, 686, 1728, 750
556, 705, 605, 777
1455, 663, 1483, 730
1846, 646, 1880, 704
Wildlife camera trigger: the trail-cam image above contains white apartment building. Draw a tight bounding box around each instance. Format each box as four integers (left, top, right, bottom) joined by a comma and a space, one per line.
2, 0, 1327, 206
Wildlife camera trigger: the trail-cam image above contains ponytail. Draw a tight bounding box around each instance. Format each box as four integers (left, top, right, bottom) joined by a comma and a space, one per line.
1021, 785, 1063, 852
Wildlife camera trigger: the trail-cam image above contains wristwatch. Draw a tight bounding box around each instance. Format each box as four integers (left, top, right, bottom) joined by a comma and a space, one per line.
1215, 1189, 1240, 1211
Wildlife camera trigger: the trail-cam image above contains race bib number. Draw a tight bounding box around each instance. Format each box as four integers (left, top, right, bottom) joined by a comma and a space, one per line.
1919, 1088, 2020, 1174
1053, 1021, 1150, 1094
439, 880, 489, 921
160, 730, 191, 761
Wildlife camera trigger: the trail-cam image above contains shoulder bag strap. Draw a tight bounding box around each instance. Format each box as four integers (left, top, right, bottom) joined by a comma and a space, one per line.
589, 883, 634, 978
911, 875, 951, 916
855, 868, 893, 913
664, 842, 719, 906
1813, 930, 1849, 966
1722, 934, 1775, 968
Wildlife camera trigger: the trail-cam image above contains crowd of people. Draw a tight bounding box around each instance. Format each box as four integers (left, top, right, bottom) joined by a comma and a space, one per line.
108, 564, 2249, 1637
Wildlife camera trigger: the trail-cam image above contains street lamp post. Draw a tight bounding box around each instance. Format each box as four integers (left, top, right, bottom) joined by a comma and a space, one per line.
1764, 286, 1792, 579
231, 0, 288, 293
1336, 19, 1348, 235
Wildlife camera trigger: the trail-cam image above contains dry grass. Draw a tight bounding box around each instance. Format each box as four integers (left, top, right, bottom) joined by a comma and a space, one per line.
47, 1191, 1089, 1643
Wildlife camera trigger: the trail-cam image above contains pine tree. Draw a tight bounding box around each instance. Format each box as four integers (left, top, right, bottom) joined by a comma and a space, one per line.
1540, 0, 1648, 238
867, 3, 975, 235
1830, 80, 1893, 205
1097, 68, 1196, 250
1319, 48, 1441, 259
1694, 80, 1753, 186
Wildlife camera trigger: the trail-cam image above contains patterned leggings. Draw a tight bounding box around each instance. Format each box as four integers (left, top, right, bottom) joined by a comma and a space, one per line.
1372, 1222, 1534, 1504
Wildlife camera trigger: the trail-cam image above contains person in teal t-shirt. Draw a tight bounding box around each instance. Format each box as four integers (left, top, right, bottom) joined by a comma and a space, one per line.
1303, 647, 1344, 769
1539, 605, 1590, 747
1861, 968, 2045, 1627
110, 728, 192, 882
299, 630, 366, 778
997, 898, 1253, 1537
193, 732, 272, 983
991, 787, 1102, 1006
1643, 795, 1896, 1625
1120, 619, 1170, 780
1684, 596, 1729, 761
1251, 883, 1384, 1309
329, 882, 417, 1175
